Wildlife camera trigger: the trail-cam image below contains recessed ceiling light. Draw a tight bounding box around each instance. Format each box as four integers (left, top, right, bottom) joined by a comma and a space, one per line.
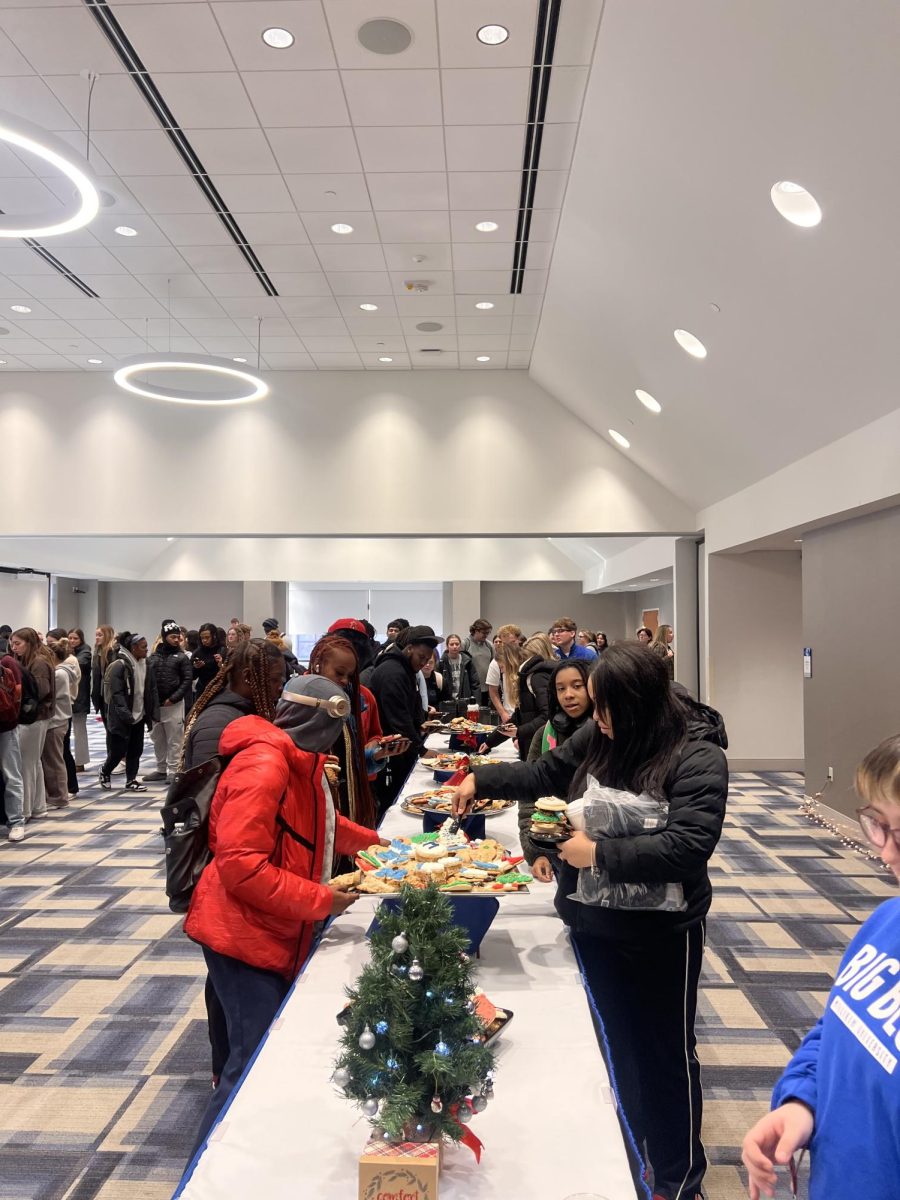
114, 225, 137, 237
771, 181, 822, 228
359, 303, 379, 312
608, 428, 631, 449
166, 537, 175, 543
262, 27, 294, 49
477, 24, 509, 45
475, 301, 494, 310
233, 356, 247, 363
11, 304, 31, 314
794, 538, 803, 544
673, 328, 706, 359
0, 360, 7, 365
378, 356, 393, 363
87, 357, 103, 364
475, 220, 499, 233
650, 578, 660, 582
635, 388, 662, 413
476, 355, 491, 362
331, 222, 353, 235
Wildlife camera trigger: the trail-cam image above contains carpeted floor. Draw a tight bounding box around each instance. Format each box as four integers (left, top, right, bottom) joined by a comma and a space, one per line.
0, 727, 893, 1200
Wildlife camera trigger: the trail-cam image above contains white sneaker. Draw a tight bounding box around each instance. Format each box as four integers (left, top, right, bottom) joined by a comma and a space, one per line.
8, 825, 25, 842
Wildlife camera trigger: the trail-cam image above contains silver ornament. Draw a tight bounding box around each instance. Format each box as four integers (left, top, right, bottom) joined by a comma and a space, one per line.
458, 1105, 473, 1124
472, 1095, 488, 1113
430, 1095, 443, 1114
333, 1067, 350, 1088
359, 1025, 376, 1050
362, 1098, 379, 1117
408, 958, 424, 982
391, 932, 409, 955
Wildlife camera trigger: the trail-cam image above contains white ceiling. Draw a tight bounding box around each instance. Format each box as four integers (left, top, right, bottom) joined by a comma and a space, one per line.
0, 0, 602, 372
530, 0, 900, 509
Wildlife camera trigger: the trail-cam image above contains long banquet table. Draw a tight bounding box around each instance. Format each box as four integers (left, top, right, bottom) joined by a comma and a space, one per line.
177, 733, 637, 1200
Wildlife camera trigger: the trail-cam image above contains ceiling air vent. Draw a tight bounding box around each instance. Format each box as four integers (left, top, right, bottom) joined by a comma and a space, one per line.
419, 348, 443, 355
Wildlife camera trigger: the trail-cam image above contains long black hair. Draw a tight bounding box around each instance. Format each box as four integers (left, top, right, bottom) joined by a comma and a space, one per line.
547, 658, 592, 742
572, 642, 687, 799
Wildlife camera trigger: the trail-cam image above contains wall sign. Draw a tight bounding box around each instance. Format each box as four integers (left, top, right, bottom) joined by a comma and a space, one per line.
803, 647, 813, 679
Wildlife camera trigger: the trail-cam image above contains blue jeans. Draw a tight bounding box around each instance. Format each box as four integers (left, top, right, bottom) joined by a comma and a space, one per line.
0, 728, 25, 827
186, 946, 290, 1168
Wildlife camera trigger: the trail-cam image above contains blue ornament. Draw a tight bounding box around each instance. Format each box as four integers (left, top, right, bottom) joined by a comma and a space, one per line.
444, 996, 454, 1006
386, 1056, 399, 1071
425, 990, 435, 999
375, 1020, 389, 1035
434, 1040, 450, 1058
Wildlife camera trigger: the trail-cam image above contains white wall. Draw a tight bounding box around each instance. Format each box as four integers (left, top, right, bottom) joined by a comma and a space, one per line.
0, 371, 696, 538
104, 581, 244, 637
0, 574, 49, 634
481, 581, 630, 640
707, 551, 804, 768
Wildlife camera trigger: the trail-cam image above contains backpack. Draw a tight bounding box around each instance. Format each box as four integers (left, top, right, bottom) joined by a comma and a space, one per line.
159, 756, 228, 913
0, 663, 21, 727
17, 665, 40, 726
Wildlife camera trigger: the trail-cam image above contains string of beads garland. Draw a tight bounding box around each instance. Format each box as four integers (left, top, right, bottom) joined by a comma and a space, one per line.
800, 792, 892, 874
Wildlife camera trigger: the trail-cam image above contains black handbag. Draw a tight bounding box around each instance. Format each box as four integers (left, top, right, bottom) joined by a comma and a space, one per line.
159, 756, 229, 914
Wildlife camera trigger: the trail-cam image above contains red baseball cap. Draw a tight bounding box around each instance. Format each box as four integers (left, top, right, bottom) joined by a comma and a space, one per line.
327, 618, 368, 636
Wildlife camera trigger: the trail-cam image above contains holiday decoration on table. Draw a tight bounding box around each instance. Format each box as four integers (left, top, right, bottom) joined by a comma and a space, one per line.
333, 882, 495, 1157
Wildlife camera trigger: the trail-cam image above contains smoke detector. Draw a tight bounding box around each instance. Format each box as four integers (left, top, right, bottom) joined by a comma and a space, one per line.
404, 279, 431, 292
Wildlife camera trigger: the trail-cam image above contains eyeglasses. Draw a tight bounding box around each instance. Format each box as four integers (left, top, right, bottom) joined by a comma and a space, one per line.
857, 806, 900, 851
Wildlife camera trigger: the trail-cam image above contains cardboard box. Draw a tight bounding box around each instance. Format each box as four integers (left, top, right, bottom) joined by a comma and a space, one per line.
358, 1138, 441, 1200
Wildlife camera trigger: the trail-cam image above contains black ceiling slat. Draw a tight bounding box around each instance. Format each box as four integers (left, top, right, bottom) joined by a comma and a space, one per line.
24, 241, 100, 298
83, 0, 279, 298
510, 0, 562, 295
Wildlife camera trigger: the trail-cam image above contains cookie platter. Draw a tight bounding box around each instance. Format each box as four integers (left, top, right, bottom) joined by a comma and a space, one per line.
331, 823, 532, 896
400, 787, 515, 819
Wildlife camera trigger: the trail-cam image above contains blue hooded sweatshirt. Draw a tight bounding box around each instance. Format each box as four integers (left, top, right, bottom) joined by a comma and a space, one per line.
772, 896, 900, 1198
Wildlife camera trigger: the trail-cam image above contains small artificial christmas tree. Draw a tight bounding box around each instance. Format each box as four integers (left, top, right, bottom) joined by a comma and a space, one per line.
333, 883, 496, 1146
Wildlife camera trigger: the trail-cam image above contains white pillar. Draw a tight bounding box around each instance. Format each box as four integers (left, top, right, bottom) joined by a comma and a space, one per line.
441, 581, 482, 641
242, 581, 287, 636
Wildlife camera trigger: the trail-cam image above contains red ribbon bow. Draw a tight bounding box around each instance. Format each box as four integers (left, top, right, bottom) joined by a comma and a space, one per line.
448, 1099, 483, 1163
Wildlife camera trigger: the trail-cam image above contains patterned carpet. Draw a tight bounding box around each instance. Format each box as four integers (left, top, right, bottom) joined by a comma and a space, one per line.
0, 728, 893, 1200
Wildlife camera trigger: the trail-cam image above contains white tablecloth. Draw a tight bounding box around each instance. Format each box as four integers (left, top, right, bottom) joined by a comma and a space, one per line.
179, 735, 637, 1200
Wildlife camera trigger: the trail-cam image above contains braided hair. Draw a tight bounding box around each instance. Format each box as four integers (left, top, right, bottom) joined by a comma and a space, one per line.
182, 638, 283, 757
308, 635, 376, 827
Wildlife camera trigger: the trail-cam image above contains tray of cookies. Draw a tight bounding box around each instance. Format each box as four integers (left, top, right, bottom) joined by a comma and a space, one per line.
527, 797, 573, 850
330, 821, 532, 896
400, 788, 514, 819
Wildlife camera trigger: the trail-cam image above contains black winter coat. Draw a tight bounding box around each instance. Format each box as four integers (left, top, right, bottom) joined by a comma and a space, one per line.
369, 651, 426, 751
104, 653, 160, 736
191, 644, 224, 694
438, 652, 480, 703
473, 714, 728, 936
182, 690, 253, 771
91, 646, 116, 713
151, 645, 192, 704
73, 645, 92, 715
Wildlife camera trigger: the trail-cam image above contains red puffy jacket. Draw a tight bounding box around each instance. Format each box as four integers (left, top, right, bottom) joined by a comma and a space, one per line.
184, 716, 377, 979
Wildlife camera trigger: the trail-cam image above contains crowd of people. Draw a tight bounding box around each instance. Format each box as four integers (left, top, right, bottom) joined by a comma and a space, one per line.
9, 604, 897, 1200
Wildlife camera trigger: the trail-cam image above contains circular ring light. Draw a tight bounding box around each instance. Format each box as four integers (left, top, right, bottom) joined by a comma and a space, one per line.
0, 111, 100, 238
113, 354, 268, 407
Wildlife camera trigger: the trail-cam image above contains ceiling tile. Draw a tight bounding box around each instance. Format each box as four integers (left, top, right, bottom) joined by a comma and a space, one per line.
512, 314, 541, 336
361, 353, 410, 369
112, 246, 193, 275
258, 335, 307, 352
212, 1, 337, 71
300, 336, 358, 353
343, 315, 402, 335
394, 293, 457, 317
69, 319, 136, 339
553, 0, 605, 66
187, 129, 280, 175
355, 127, 446, 173
147, 336, 205, 353
88, 215, 172, 249
533, 170, 569, 208
0, 28, 33, 75
241, 71, 350, 127
269, 274, 338, 297
263, 353, 316, 369
255, 245, 321, 273
81, 275, 154, 300
0, 299, 56, 319
55, 247, 128, 275
336, 296, 398, 318
45, 73, 156, 132
441, 68, 530, 125
153, 214, 232, 247
235, 317, 296, 337
539, 123, 579, 171
268, 127, 362, 174
388, 270, 453, 296
366, 173, 448, 211
90, 129, 187, 176
436, 0, 537, 68
178, 317, 240, 338
49, 298, 130, 321
310, 353, 364, 370
509, 333, 536, 351
506, 350, 531, 368
398, 315, 455, 335
314, 243, 387, 273
545, 66, 590, 123
154, 72, 260, 129
341, 70, 443, 126
41, 338, 104, 356
449, 210, 518, 241
116, 299, 168, 321
298, 211, 379, 242
116, 3, 233, 72
91, 337, 154, 355
285, 173, 372, 211
519, 241, 553, 270
325, 1, 438, 70
0, 7, 124, 74
238, 212, 310, 244
136, 275, 213, 299
453, 270, 511, 294
167, 298, 228, 319
194, 275, 269, 300
217, 296, 284, 317
11, 319, 76, 339
0, 179, 65, 223
402, 334, 459, 352
455, 315, 513, 335
214, 174, 296, 213
197, 337, 256, 356
448, 171, 522, 209
451, 242, 515, 272
460, 352, 508, 368
6, 275, 85, 300
327, 271, 393, 296
374, 211, 451, 243
458, 334, 511, 351
520, 268, 548, 293
17, 354, 71, 370
411, 351, 458, 369
123, 175, 212, 215
527, 210, 561, 241
383, 243, 452, 272
290, 317, 351, 336
1, 75, 78, 130
351, 335, 407, 353
178, 244, 256, 273
270, 297, 341, 319
445, 125, 525, 172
